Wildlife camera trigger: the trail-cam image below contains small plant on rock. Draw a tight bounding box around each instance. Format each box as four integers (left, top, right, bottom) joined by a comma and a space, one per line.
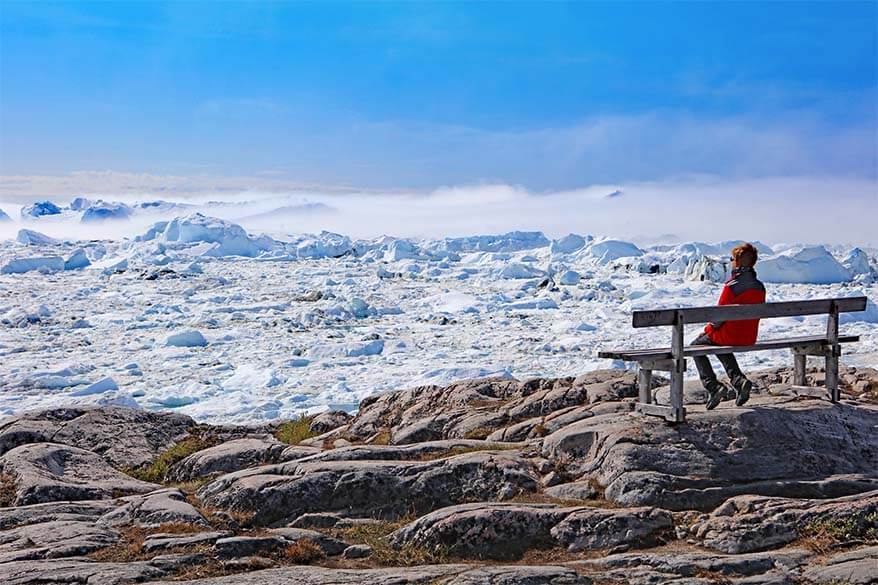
801, 512, 878, 553
275, 415, 318, 445
126, 435, 218, 483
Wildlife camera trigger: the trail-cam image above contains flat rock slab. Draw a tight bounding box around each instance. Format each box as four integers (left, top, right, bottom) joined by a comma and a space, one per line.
198, 451, 539, 526
140, 564, 590, 584
166, 438, 318, 483
801, 545, 878, 584
142, 531, 229, 553
294, 439, 529, 463
0, 500, 116, 530
542, 399, 878, 511
390, 502, 672, 559
0, 520, 119, 562
0, 442, 160, 505
0, 406, 193, 468
98, 488, 208, 528
0, 555, 190, 585
690, 489, 878, 553
571, 547, 813, 579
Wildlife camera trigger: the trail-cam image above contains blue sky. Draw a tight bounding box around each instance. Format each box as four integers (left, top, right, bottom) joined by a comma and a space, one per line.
0, 1, 876, 192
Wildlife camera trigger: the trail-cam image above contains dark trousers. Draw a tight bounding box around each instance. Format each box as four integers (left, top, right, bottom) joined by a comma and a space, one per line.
691, 333, 746, 389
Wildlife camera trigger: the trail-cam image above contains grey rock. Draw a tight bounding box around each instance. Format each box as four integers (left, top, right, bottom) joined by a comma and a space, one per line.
199, 451, 539, 526
166, 438, 317, 482
691, 490, 878, 553
571, 547, 813, 577
288, 512, 346, 529
550, 506, 674, 551
0, 555, 190, 585
139, 564, 590, 584
342, 544, 373, 559
543, 480, 599, 501
0, 520, 118, 562
0, 406, 193, 468
801, 545, 878, 584
542, 399, 878, 511
98, 488, 208, 528
0, 500, 116, 530
295, 438, 528, 463
390, 502, 672, 559
0, 442, 160, 505
214, 535, 288, 558
440, 565, 591, 584
142, 531, 229, 553
309, 410, 352, 434
389, 503, 577, 560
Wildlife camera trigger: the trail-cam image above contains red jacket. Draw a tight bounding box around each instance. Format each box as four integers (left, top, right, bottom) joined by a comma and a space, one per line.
704, 267, 766, 346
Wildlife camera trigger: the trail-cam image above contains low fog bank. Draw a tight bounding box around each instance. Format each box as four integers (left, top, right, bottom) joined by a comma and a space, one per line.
0, 176, 874, 246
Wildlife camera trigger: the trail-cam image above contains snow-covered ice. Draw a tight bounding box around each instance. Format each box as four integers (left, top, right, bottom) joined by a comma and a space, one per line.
1, 206, 876, 424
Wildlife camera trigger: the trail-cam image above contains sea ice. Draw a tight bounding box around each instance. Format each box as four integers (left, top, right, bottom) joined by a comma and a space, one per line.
1, 256, 65, 274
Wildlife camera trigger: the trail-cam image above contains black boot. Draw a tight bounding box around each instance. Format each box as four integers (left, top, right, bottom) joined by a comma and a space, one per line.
731, 377, 752, 406
705, 380, 729, 410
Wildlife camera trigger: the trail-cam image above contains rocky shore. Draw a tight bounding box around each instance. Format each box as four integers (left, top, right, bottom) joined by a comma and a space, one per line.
1, 365, 877, 584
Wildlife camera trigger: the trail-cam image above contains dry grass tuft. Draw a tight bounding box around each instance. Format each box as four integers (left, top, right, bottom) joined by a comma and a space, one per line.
800, 512, 878, 553
0, 473, 16, 507
369, 428, 392, 445
88, 522, 208, 563
335, 518, 446, 566
275, 415, 318, 445
126, 435, 219, 483
282, 539, 325, 564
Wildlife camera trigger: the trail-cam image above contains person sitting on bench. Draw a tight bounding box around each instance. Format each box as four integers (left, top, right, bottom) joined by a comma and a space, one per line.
692, 242, 766, 409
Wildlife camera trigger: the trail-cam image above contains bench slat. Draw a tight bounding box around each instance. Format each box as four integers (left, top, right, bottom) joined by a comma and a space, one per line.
598, 334, 859, 362
632, 297, 867, 328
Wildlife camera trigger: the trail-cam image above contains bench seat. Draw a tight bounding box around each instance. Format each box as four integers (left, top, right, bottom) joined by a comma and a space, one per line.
599, 334, 860, 362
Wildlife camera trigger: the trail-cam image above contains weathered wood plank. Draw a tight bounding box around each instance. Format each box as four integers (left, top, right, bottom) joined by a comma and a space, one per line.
636, 402, 686, 422
826, 301, 840, 402
793, 354, 806, 386
632, 297, 867, 328
598, 334, 859, 361
637, 368, 652, 404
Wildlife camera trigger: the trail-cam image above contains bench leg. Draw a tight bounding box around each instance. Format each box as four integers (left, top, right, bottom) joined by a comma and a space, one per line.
668, 317, 686, 423
638, 368, 653, 404
669, 366, 685, 422
793, 353, 806, 386
826, 349, 840, 403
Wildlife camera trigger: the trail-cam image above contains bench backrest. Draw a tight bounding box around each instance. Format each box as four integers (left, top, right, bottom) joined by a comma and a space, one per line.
632, 296, 867, 328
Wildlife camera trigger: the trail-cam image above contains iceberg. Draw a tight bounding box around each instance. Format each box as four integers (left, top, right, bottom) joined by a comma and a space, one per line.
16, 229, 58, 246
154, 214, 276, 257
1, 256, 65, 274
81, 201, 133, 222
583, 239, 644, 264
439, 231, 550, 253
20, 200, 62, 219
295, 231, 353, 259
64, 249, 91, 270
0, 208, 10, 222
758, 246, 852, 284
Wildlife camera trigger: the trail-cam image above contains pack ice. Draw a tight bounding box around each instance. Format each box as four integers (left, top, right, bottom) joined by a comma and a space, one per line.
0, 209, 876, 424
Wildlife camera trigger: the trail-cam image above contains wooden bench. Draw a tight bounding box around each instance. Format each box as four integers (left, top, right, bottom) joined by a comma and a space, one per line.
598, 296, 867, 423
